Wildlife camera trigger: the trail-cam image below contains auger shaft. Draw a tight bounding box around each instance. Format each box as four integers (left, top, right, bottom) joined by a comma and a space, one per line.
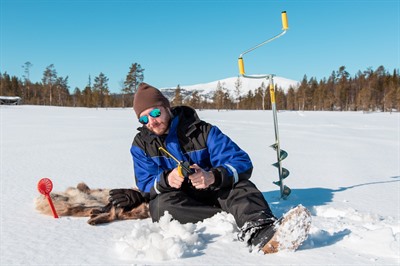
268, 76, 291, 199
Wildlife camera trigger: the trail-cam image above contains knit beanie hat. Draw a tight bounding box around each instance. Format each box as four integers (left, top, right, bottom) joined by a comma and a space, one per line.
133, 82, 170, 118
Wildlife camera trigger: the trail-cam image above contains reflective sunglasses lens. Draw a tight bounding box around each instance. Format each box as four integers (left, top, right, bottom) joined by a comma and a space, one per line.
149, 108, 161, 118
139, 116, 149, 124
139, 108, 161, 124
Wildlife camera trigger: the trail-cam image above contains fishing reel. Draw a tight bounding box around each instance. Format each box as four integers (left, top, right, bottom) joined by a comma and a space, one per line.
159, 147, 194, 178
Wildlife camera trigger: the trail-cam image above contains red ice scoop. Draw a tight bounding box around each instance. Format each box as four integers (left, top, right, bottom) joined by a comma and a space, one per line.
37, 178, 59, 218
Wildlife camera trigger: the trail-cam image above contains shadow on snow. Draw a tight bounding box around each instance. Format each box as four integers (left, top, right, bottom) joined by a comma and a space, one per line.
262, 176, 400, 215
261, 176, 399, 250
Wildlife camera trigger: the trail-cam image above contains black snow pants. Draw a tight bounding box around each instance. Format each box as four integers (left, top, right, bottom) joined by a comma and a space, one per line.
149, 179, 275, 228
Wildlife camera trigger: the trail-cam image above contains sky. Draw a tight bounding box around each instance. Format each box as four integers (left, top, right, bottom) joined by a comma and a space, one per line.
1, 0, 399, 93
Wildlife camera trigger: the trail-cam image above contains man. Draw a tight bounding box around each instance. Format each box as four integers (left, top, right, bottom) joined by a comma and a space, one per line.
109, 83, 310, 254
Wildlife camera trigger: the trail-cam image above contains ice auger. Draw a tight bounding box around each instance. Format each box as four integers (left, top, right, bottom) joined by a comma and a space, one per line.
237, 11, 291, 199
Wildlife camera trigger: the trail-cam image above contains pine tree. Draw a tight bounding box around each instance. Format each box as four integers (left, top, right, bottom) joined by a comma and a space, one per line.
296, 75, 308, 111
234, 76, 242, 109
391, 69, 400, 111
307, 78, 318, 110
259, 82, 267, 110
55, 76, 69, 106
22, 61, 33, 99
42, 64, 58, 105
73, 87, 82, 107
276, 87, 286, 110
93, 72, 109, 107
124, 63, 144, 94
10, 76, 21, 97
213, 81, 225, 111
187, 90, 201, 109
243, 90, 255, 109
286, 87, 296, 110
82, 85, 92, 107
172, 85, 183, 106
325, 72, 336, 110
336, 66, 350, 111
312, 80, 323, 110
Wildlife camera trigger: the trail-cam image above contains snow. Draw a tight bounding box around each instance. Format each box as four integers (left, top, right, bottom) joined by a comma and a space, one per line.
1, 105, 399, 265
0, 96, 22, 100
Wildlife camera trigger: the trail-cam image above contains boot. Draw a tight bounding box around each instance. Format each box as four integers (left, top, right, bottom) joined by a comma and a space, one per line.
260, 205, 312, 254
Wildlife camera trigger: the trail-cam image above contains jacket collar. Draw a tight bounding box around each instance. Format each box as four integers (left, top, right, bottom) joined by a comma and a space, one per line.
171, 106, 201, 137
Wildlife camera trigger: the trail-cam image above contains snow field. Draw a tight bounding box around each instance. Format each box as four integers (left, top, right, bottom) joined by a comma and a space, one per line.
1, 105, 399, 265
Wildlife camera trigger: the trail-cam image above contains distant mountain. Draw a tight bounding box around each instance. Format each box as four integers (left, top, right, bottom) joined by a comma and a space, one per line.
160, 76, 299, 102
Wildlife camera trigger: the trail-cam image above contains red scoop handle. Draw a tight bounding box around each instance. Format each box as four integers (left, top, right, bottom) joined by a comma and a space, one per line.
37, 178, 59, 218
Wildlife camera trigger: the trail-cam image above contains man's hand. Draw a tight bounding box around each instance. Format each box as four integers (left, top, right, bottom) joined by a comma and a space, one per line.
167, 168, 185, 189
188, 164, 215, 189
108, 189, 144, 210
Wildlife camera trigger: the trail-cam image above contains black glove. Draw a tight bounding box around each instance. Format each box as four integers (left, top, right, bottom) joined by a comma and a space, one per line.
108, 189, 144, 211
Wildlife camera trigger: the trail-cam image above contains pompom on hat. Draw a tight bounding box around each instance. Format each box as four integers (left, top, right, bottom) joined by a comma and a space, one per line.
133, 83, 170, 118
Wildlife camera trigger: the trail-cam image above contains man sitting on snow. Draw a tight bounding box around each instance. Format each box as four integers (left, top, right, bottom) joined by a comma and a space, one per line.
108, 83, 310, 253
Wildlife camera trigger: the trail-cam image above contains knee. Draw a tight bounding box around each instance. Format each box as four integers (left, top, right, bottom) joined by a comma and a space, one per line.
234, 179, 257, 189
148, 192, 177, 222
149, 196, 164, 222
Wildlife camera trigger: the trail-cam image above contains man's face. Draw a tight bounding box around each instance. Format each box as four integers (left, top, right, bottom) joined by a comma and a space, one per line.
139, 106, 171, 135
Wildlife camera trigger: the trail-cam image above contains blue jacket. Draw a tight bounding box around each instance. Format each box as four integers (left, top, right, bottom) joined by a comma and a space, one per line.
130, 106, 253, 198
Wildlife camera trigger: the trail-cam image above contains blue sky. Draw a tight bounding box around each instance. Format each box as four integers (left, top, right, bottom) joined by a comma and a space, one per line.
1, 0, 399, 93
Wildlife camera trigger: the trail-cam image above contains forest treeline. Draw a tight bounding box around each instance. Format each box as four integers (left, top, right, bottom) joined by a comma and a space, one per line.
1, 63, 399, 111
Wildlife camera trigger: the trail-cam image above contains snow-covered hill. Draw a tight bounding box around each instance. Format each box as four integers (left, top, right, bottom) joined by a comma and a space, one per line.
160, 76, 299, 101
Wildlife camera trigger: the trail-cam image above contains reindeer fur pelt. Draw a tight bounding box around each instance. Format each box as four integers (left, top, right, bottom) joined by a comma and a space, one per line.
34, 182, 150, 225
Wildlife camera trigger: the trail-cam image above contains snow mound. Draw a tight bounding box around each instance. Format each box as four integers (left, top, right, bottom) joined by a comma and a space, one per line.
115, 212, 201, 260
115, 211, 238, 261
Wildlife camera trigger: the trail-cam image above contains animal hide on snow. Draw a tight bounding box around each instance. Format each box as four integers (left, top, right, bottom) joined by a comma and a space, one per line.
34, 182, 150, 225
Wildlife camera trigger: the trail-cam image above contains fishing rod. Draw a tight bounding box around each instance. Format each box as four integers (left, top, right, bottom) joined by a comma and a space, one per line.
237, 11, 291, 199
158, 147, 194, 178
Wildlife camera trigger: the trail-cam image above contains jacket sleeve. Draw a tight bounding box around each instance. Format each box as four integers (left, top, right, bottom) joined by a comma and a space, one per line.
130, 145, 175, 197
207, 126, 253, 188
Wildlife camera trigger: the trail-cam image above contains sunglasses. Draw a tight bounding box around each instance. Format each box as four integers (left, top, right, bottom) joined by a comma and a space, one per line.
139, 108, 161, 124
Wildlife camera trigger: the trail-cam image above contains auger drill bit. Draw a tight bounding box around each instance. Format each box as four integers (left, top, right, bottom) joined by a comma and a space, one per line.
268, 78, 291, 199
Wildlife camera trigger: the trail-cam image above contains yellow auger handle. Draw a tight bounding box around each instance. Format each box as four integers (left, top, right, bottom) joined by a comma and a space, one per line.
281, 11, 289, 30
238, 57, 245, 75
269, 83, 276, 104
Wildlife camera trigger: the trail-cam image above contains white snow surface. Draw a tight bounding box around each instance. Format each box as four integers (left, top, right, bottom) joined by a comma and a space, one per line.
1, 105, 399, 265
